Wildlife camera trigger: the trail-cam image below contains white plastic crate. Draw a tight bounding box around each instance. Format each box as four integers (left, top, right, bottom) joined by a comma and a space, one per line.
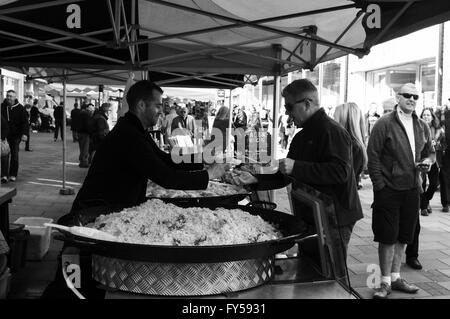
14, 217, 53, 260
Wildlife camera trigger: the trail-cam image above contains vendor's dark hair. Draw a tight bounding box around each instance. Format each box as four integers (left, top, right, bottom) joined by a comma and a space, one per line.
126, 80, 163, 111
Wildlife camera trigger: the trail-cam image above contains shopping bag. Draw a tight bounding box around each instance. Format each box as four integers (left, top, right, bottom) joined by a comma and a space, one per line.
0, 140, 10, 157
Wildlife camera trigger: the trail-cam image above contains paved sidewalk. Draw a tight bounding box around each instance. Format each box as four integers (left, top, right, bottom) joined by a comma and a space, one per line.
4, 130, 450, 298
273, 177, 450, 299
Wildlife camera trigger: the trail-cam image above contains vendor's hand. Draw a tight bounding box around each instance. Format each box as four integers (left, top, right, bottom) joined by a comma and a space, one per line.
279, 158, 295, 175
417, 158, 432, 173
207, 163, 230, 180
21, 134, 28, 142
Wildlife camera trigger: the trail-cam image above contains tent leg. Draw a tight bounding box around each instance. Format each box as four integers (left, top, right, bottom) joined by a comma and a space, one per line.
60, 71, 74, 196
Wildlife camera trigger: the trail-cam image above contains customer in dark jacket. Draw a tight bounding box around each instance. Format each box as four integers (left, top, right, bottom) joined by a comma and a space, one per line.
0, 90, 28, 181
1, 115, 10, 183
77, 103, 94, 167
30, 100, 40, 131
70, 103, 81, 142
367, 83, 435, 299
89, 102, 111, 155
278, 80, 363, 253
53, 102, 65, 141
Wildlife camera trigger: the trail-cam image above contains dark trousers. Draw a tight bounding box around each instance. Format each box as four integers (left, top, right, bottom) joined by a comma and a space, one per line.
1, 155, 9, 177
78, 133, 90, 166
7, 137, 21, 177
440, 151, 450, 207
72, 130, 78, 142
54, 121, 64, 140
25, 128, 31, 150
406, 214, 420, 259
420, 163, 439, 209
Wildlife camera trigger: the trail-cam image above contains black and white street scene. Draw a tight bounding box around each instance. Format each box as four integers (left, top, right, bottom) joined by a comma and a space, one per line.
2, 0, 450, 305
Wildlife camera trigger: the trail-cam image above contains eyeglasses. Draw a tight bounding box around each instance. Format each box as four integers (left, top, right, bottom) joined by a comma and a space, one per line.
399, 93, 419, 101
284, 98, 311, 112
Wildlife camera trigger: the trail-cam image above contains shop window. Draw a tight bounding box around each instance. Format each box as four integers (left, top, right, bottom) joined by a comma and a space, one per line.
322, 62, 341, 109
421, 62, 436, 108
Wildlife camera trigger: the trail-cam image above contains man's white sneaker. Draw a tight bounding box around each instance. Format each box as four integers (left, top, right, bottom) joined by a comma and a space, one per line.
9, 176, 16, 182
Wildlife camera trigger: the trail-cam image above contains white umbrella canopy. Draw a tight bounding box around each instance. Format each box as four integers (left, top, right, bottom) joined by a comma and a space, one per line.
139, 0, 367, 75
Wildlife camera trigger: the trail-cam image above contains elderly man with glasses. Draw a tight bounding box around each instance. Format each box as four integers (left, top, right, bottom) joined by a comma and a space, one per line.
278, 79, 363, 264
367, 83, 435, 299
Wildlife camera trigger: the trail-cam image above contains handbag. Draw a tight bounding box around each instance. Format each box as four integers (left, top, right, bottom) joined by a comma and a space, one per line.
1, 140, 10, 157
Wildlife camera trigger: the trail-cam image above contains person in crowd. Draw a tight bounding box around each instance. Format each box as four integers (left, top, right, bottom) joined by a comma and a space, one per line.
278, 114, 289, 150
53, 102, 65, 141
278, 79, 363, 258
333, 102, 368, 181
39, 102, 53, 132
0, 90, 28, 182
435, 105, 450, 212
163, 105, 178, 142
382, 97, 397, 114
365, 102, 381, 142
89, 102, 111, 158
417, 107, 443, 216
367, 83, 435, 299
209, 105, 230, 154
171, 105, 196, 136
1, 115, 10, 183
248, 111, 262, 132
70, 102, 81, 143
29, 99, 40, 133
42, 81, 228, 299
233, 105, 247, 131
24, 103, 32, 151
403, 107, 443, 271
77, 103, 94, 168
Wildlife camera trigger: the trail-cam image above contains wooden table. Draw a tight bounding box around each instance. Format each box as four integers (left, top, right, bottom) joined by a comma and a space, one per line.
0, 187, 17, 244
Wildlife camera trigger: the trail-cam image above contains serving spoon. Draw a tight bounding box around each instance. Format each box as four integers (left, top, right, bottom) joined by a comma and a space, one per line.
44, 223, 118, 242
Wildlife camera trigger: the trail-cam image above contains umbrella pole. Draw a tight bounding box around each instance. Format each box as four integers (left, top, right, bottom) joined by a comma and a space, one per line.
228, 89, 233, 159
60, 70, 74, 196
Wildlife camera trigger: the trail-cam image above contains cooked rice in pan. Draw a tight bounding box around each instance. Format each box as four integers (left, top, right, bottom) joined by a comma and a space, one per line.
90, 199, 282, 246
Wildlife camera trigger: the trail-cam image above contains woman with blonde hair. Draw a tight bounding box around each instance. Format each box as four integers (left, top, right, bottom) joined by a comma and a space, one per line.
210, 105, 230, 154
334, 102, 368, 182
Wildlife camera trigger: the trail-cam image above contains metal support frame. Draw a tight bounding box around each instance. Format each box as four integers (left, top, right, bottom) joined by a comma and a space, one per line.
281, 47, 309, 66
59, 70, 75, 196
138, 24, 303, 70
0, 15, 108, 46
157, 71, 239, 88
316, 10, 365, 65
2, 44, 103, 61
138, 0, 361, 56
0, 27, 124, 53
107, 0, 121, 45
0, 30, 126, 65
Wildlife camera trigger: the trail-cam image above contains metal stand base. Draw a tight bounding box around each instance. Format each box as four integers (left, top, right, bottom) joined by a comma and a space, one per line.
59, 187, 75, 195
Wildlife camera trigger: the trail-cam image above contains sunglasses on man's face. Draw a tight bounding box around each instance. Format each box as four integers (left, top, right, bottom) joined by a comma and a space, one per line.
399, 93, 419, 101
284, 98, 311, 112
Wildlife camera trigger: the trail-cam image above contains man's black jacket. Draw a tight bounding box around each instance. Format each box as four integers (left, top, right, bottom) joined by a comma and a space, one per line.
1, 100, 29, 138
71, 112, 208, 212
70, 108, 81, 131
285, 108, 363, 227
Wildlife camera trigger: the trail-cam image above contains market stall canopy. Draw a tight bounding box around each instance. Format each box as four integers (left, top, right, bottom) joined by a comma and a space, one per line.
1, 0, 450, 79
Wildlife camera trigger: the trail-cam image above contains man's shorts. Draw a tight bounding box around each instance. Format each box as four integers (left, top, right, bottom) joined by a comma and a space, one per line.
372, 186, 420, 245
